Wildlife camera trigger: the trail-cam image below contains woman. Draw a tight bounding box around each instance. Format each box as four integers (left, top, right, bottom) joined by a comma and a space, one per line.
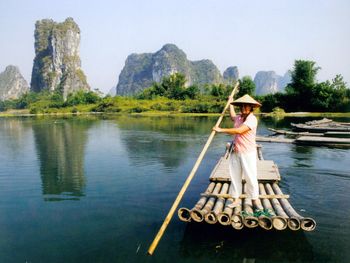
213, 94, 262, 209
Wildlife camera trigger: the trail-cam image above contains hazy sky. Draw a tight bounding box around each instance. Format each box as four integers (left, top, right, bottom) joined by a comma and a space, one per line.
1, 0, 349, 94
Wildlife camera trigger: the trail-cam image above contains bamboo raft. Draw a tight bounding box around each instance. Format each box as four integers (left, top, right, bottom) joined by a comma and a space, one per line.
291, 118, 350, 132
177, 146, 316, 231
268, 128, 350, 138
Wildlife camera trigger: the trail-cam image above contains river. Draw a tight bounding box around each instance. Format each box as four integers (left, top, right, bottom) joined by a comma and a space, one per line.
0, 115, 349, 262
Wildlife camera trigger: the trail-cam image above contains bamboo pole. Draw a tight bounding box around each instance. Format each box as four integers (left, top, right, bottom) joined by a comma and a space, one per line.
254, 197, 273, 230
231, 198, 244, 230
205, 183, 229, 224
264, 183, 288, 230
218, 197, 234, 226
271, 183, 300, 230
272, 183, 316, 231
242, 184, 259, 228
178, 182, 216, 222
259, 183, 287, 231
191, 183, 222, 222
147, 82, 239, 256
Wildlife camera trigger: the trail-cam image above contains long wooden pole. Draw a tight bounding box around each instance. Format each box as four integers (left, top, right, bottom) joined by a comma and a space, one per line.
147, 82, 239, 255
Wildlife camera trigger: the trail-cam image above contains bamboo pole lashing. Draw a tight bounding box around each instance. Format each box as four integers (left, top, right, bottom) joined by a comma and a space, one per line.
147, 83, 239, 255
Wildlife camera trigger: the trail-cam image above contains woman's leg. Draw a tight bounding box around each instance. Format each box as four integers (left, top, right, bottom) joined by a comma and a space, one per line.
240, 151, 259, 200
228, 152, 242, 199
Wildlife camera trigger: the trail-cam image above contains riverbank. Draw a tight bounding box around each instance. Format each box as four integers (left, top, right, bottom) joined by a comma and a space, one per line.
1, 108, 350, 118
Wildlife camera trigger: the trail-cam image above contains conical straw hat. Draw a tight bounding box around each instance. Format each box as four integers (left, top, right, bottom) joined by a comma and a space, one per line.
231, 94, 262, 107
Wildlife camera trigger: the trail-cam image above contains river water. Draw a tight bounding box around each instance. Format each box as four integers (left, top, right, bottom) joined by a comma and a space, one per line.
0, 115, 349, 263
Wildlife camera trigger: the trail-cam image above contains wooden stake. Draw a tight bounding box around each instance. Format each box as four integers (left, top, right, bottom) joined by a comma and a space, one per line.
147, 82, 239, 255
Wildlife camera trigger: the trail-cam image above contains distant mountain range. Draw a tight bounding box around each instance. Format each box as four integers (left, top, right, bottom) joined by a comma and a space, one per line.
0, 18, 291, 101
116, 44, 226, 96
114, 43, 291, 96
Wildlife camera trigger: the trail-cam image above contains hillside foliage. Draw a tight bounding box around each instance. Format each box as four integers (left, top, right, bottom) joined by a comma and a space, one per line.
1, 59, 349, 114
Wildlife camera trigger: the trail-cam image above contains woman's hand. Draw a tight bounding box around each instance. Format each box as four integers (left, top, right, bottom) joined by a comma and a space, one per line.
228, 95, 234, 104
213, 126, 222, 133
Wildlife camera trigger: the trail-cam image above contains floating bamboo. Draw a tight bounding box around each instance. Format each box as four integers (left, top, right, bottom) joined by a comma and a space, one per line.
217, 197, 234, 226
205, 183, 229, 224
272, 183, 316, 231
259, 183, 287, 230
242, 184, 259, 228
264, 183, 289, 230
231, 198, 244, 230
191, 183, 222, 222
178, 182, 216, 222
147, 82, 239, 255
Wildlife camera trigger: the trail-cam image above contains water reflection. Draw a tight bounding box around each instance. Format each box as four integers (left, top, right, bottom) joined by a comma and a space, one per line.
116, 116, 216, 169
0, 118, 33, 157
32, 118, 91, 201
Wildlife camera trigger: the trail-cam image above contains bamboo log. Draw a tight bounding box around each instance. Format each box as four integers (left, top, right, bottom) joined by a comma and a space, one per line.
264, 183, 288, 230
270, 183, 300, 230
272, 183, 316, 231
242, 198, 259, 228
231, 198, 243, 230
254, 197, 273, 230
217, 197, 234, 226
147, 83, 239, 255
191, 183, 222, 222
178, 182, 216, 222
205, 183, 229, 224
259, 183, 287, 231
242, 184, 259, 228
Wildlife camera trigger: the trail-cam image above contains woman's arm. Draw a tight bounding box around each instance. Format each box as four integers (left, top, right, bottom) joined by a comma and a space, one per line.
213, 124, 250, 135
228, 95, 236, 121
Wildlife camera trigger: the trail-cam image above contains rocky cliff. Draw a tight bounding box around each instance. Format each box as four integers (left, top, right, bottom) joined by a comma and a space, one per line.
0, 65, 29, 101
223, 66, 239, 83
116, 44, 223, 96
254, 71, 291, 95
30, 18, 89, 98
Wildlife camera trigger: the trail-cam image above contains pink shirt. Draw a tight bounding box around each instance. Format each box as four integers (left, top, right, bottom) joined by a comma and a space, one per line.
233, 113, 258, 153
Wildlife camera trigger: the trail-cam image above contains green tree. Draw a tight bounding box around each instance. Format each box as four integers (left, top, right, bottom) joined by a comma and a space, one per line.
137, 73, 199, 100
285, 60, 320, 111
238, 76, 255, 97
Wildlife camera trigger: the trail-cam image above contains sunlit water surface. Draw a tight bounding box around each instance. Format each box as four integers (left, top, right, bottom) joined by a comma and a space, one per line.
0, 115, 349, 263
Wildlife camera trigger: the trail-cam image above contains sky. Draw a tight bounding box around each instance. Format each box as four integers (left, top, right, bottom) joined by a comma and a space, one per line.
0, 0, 349, 94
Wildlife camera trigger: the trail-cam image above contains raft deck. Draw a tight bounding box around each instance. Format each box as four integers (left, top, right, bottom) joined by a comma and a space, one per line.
178, 147, 316, 231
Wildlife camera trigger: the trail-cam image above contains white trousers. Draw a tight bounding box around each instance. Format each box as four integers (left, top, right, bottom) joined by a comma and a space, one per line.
228, 151, 259, 200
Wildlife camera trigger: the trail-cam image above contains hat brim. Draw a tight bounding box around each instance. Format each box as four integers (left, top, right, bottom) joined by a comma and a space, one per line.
230, 102, 261, 108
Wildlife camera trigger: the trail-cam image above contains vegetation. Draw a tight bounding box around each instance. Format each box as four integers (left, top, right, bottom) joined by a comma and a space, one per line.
259, 60, 349, 112
1, 60, 349, 115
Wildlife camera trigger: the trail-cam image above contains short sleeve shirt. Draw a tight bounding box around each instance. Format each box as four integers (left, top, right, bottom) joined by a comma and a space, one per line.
233, 114, 258, 153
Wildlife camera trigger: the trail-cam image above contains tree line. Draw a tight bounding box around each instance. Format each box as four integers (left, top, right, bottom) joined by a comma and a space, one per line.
1, 59, 349, 113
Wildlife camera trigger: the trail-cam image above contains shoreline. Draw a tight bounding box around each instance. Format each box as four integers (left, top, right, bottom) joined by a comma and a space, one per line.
1, 109, 350, 118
